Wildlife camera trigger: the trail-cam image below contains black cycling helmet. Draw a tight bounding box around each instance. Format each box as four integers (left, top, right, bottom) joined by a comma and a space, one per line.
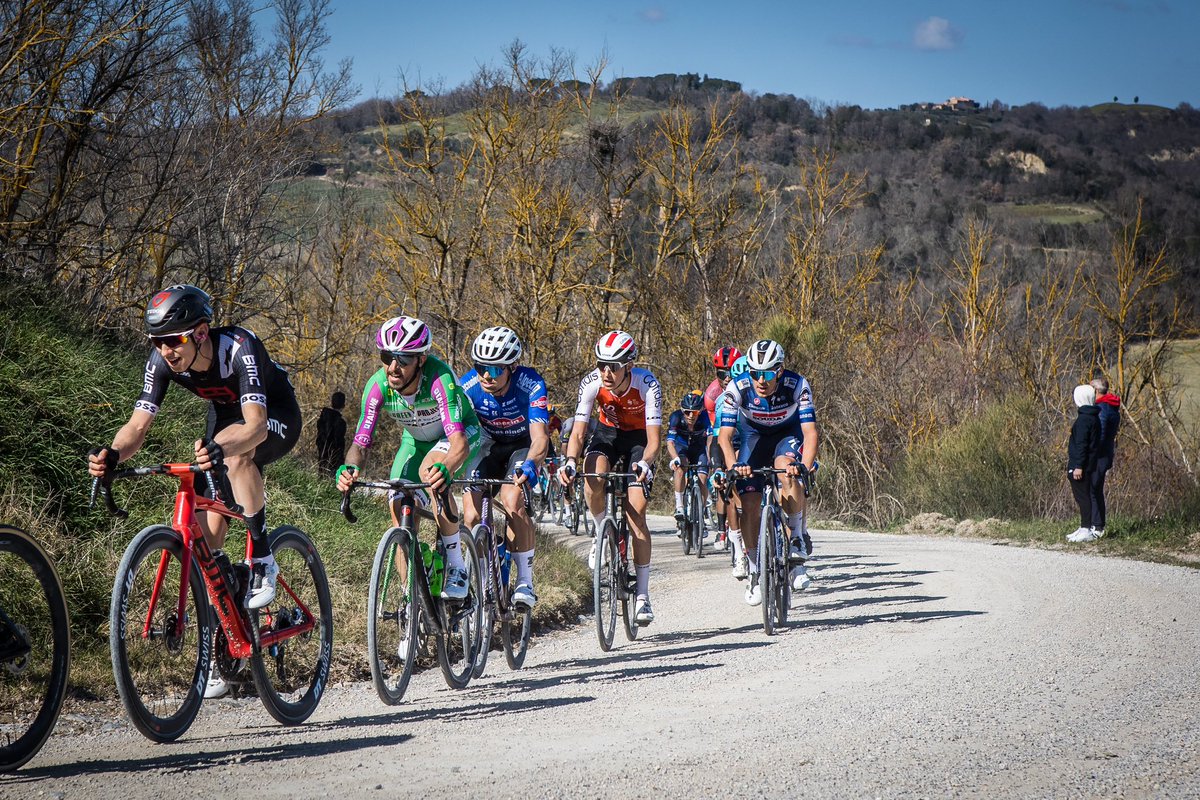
680, 390, 705, 411
145, 285, 213, 336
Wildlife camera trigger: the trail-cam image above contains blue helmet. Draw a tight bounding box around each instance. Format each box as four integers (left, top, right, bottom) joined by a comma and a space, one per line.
729, 355, 749, 379
680, 391, 704, 411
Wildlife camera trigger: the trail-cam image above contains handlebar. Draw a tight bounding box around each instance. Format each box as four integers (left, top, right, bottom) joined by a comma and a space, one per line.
339, 478, 455, 524
89, 462, 244, 518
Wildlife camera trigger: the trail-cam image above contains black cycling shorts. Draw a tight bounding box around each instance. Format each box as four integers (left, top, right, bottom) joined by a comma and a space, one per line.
205, 399, 302, 472
585, 423, 652, 494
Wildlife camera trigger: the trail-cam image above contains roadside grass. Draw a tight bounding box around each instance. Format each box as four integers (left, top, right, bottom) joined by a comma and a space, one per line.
0, 283, 589, 698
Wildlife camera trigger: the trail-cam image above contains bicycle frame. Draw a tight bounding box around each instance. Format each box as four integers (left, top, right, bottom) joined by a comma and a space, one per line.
101, 465, 316, 660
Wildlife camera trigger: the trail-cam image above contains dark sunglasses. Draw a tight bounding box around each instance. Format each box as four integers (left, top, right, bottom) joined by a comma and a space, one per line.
148, 328, 195, 348
714, 368, 730, 380
380, 350, 418, 367
750, 369, 778, 382
474, 363, 507, 379
596, 361, 625, 373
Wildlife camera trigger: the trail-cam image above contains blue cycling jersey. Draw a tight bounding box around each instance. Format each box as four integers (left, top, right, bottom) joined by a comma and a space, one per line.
667, 409, 711, 451
719, 370, 816, 433
460, 365, 550, 442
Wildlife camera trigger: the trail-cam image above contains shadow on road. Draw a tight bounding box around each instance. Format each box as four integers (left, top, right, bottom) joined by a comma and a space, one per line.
801, 594, 947, 614
10, 731, 413, 782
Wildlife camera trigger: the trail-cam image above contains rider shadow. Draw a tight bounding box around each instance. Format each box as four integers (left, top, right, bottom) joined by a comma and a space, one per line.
800, 594, 947, 614
800, 608, 986, 632
11, 732, 413, 781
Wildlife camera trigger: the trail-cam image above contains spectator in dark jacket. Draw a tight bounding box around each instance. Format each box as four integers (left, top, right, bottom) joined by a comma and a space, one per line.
1085, 375, 1121, 538
1066, 384, 1101, 542
315, 391, 346, 478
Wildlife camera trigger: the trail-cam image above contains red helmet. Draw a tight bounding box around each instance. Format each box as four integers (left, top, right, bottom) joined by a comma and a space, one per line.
712, 346, 742, 369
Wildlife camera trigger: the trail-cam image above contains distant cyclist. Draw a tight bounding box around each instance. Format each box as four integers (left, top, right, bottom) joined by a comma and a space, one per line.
336, 316, 483, 607
87, 285, 302, 699
718, 339, 818, 605
667, 391, 711, 522
711, 355, 749, 573
705, 346, 741, 550
558, 331, 663, 625
459, 326, 549, 609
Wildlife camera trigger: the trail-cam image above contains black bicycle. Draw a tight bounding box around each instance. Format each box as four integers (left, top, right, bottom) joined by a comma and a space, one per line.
342, 479, 482, 705
562, 473, 593, 538
0, 525, 70, 772
744, 465, 811, 635
533, 457, 564, 525
677, 463, 708, 558
579, 472, 642, 651
455, 477, 535, 676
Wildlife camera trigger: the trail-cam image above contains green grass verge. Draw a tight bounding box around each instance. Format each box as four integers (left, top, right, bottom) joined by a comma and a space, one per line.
991, 202, 1105, 225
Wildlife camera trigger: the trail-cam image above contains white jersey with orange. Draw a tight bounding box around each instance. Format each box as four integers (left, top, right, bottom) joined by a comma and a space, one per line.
573, 367, 663, 431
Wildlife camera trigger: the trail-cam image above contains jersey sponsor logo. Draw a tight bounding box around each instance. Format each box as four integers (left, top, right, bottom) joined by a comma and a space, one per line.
241, 354, 261, 386
799, 387, 812, 405
487, 416, 526, 429
134, 400, 159, 415
195, 385, 238, 402
242, 392, 268, 406
266, 418, 288, 437
143, 363, 156, 394
530, 396, 549, 410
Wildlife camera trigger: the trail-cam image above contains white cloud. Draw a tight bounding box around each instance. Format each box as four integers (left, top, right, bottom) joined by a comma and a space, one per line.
913, 17, 963, 51
639, 8, 666, 23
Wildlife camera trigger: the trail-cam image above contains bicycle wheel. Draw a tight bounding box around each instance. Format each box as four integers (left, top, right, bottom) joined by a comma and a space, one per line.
367, 526, 419, 705
565, 482, 582, 536
250, 527, 333, 726
691, 479, 706, 559
470, 524, 495, 679
110, 525, 210, 742
620, 528, 639, 642
500, 551, 533, 670
437, 529, 481, 690
774, 525, 791, 628
593, 521, 618, 651
0, 526, 70, 772
758, 507, 779, 635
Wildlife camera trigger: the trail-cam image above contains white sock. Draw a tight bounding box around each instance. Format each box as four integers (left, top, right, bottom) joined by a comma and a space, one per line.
674, 491, 684, 510
592, 513, 607, 534
788, 512, 804, 541
730, 529, 744, 559
746, 546, 759, 574
514, 549, 534, 586
440, 531, 466, 570
635, 563, 650, 597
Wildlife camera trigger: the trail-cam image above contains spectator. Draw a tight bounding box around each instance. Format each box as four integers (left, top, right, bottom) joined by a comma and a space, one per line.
315, 391, 347, 478
1066, 384, 1100, 543
1083, 375, 1121, 540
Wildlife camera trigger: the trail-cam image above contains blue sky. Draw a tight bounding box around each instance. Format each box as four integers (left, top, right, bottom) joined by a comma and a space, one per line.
320, 0, 1199, 109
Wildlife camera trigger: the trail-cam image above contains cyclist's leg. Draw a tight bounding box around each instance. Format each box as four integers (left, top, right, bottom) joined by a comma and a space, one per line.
386, 432, 427, 580
498, 445, 537, 601
735, 426, 770, 557
460, 434, 497, 529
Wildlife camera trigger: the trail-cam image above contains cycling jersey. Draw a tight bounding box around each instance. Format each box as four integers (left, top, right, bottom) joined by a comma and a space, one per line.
573, 367, 663, 431
667, 409, 711, 451
703, 378, 725, 433
459, 365, 549, 443
353, 355, 479, 447
719, 370, 816, 433
135, 326, 295, 416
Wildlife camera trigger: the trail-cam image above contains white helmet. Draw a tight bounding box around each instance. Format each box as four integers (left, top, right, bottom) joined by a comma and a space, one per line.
594, 330, 638, 364
471, 326, 522, 365
376, 315, 432, 353
745, 339, 784, 371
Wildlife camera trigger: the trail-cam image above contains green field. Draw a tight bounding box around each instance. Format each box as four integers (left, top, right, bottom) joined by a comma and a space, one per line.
992, 202, 1105, 225
1128, 338, 1200, 423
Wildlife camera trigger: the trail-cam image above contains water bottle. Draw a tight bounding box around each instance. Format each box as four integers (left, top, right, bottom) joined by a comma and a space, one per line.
211, 549, 240, 597
497, 538, 510, 587
420, 542, 444, 596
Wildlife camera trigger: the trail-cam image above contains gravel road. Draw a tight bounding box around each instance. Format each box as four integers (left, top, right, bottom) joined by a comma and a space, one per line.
6, 517, 1200, 799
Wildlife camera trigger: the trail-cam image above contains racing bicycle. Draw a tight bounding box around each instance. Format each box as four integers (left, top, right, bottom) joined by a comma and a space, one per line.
579, 471, 641, 651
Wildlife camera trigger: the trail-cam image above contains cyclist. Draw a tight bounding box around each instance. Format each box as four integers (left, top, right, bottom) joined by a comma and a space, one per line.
704, 347, 741, 551
87, 285, 300, 609
87, 285, 302, 699
711, 355, 749, 575
335, 316, 483, 610
459, 326, 549, 609
717, 339, 818, 606
558, 330, 663, 625
667, 391, 711, 524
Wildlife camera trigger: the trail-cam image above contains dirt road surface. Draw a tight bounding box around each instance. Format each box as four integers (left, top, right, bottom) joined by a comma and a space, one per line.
7, 517, 1200, 798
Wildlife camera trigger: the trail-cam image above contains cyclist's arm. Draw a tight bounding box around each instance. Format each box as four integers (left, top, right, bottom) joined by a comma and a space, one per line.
665, 436, 682, 463
566, 373, 599, 463
106, 408, 156, 464
211, 401, 269, 458
434, 430, 471, 476
643, 424, 662, 467
527, 420, 549, 466
799, 420, 818, 471
718, 425, 738, 469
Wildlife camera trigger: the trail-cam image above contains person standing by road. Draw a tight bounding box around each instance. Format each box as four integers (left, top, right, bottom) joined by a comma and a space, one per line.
1066, 383, 1101, 543
315, 391, 347, 478
1072, 375, 1121, 542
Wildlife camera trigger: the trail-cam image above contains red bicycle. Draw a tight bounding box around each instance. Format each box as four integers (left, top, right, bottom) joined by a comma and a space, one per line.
93, 463, 332, 742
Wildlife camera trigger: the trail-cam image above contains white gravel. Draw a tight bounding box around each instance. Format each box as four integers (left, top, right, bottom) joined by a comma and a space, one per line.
6, 517, 1200, 799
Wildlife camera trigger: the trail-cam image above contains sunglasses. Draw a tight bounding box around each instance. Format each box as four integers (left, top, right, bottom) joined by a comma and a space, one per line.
380, 350, 418, 367
475, 363, 507, 379
148, 328, 195, 348
596, 361, 626, 373
715, 369, 730, 380
750, 369, 778, 382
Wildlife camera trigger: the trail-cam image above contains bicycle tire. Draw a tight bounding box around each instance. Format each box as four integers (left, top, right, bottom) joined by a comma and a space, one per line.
110, 525, 210, 742
775, 523, 791, 629
691, 478, 706, 559
620, 526, 639, 642
593, 521, 618, 651
470, 524, 494, 679
501, 542, 533, 670
250, 526, 333, 726
367, 526, 419, 705
0, 526, 70, 771
759, 507, 778, 635
437, 528, 481, 690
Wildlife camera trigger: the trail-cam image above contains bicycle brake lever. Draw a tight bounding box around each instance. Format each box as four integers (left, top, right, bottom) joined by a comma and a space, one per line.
340, 490, 358, 524
92, 477, 129, 519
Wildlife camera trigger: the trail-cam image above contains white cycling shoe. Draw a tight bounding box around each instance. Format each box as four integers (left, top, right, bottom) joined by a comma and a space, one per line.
441, 565, 470, 601
745, 575, 762, 606
512, 583, 538, 609
790, 564, 812, 591
245, 556, 279, 610
732, 554, 749, 580
204, 661, 229, 699
634, 596, 655, 625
